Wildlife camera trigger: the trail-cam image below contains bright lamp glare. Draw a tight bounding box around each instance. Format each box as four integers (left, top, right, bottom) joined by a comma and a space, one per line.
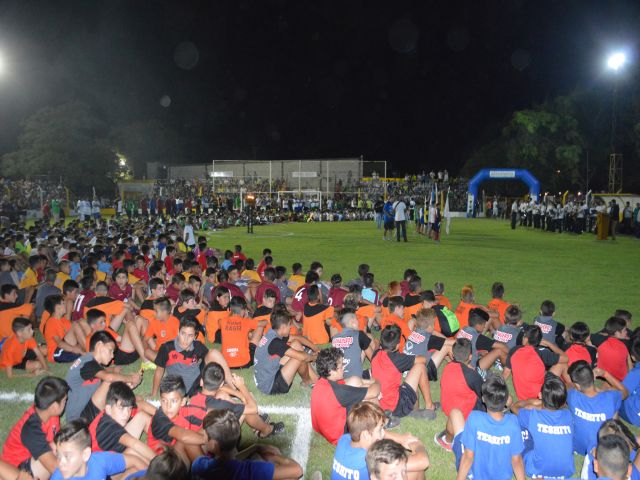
607, 52, 627, 71
0, 54, 4, 75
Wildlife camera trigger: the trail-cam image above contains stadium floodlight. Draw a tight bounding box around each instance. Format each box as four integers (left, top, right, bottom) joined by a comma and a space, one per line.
607, 51, 627, 72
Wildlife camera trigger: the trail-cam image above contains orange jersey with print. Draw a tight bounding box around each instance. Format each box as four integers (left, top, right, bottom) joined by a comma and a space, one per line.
0, 303, 34, 339
380, 314, 411, 351
436, 294, 452, 310
487, 298, 510, 324
219, 315, 259, 367
0, 335, 37, 368
144, 315, 180, 350
43, 316, 72, 362
454, 301, 480, 330
205, 308, 230, 344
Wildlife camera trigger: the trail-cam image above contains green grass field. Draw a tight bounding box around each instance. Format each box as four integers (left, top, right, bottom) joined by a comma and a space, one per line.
0, 218, 638, 478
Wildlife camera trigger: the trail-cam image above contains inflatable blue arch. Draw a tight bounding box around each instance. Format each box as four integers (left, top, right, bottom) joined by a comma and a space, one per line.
467, 168, 540, 216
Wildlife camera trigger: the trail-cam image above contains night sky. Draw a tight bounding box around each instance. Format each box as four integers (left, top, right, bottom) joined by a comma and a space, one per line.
0, 0, 638, 176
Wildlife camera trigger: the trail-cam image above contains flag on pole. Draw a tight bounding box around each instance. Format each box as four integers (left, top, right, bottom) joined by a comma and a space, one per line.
444, 188, 451, 235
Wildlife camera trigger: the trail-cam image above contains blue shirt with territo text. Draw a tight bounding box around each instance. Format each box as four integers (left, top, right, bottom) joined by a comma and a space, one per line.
51, 452, 126, 480
518, 408, 574, 479
331, 434, 369, 480
459, 410, 524, 480
567, 388, 622, 455
621, 363, 640, 426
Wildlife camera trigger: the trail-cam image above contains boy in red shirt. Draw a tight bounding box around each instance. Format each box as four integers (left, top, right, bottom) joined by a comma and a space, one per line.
1, 376, 69, 480
503, 324, 568, 400
594, 316, 631, 381
437, 338, 485, 448
311, 347, 380, 445
371, 325, 439, 421
564, 321, 597, 367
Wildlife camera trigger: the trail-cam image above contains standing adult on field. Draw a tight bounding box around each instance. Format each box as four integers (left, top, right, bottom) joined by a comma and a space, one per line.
393, 196, 408, 242
374, 196, 384, 230
511, 200, 518, 230
609, 199, 620, 240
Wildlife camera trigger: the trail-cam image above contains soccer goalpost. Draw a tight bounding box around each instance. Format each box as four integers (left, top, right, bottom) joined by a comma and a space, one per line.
276, 190, 323, 210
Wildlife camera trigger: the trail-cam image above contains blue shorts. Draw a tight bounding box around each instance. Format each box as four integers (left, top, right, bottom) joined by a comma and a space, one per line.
53, 348, 81, 363
452, 432, 463, 471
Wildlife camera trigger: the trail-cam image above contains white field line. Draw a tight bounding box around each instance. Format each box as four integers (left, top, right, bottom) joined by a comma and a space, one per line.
0, 392, 311, 472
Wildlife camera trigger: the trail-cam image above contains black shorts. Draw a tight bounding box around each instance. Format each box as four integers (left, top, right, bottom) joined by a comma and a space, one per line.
14, 349, 37, 370
393, 383, 418, 418
362, 369, 371, 380
231, 343, 256, 370
18, 459, 33, 476
53, 348, 81, 363
114, 348, 139, 366
80, 400, 101, 424
426, 358, 438, 381
384, 220, 395, 231
269, 367, 292, 395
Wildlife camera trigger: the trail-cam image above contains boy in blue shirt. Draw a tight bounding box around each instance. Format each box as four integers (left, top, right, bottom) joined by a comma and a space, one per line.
512, 374, 574, 479
455, 374, 525, 480
51, 419, 144, 480
621, 336, 640, 426
191, 409, 302, 480
332, 402, 428, 480
567, 360, 627, 455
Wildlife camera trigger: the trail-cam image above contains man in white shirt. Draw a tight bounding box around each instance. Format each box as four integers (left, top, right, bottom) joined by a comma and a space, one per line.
511, 200, 518, 230
183, 220, 195, 248
392, 196, 408, 242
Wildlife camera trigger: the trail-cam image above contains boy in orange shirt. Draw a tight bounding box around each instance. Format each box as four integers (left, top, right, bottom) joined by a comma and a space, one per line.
0, 317, 49, 378
219, 296, 267, 368
0, 284, 34, 340
143, 297, 180, 362
302, 285, 336, 345
42, 295, 84, 363
487, 282, 511, 324
433, 281, 452, 310
379, 296, 412, 352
